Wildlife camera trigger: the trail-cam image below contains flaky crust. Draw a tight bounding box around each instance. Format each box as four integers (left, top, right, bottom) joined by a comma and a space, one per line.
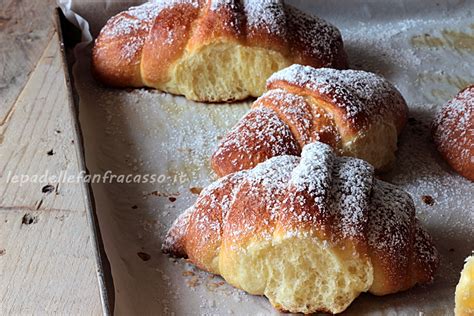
211, 65, 408, 176
432, 85, 474, 181
163, 142, 439, 314
92, 1, 348, 101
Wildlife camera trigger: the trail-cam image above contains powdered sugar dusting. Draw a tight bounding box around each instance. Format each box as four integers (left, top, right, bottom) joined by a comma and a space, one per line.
268, 65, 405, 126
330, 156, 373, 239
190, 172, 248, 243
414, 219, 439, 278
104, 14, 143, 38
290, 142, 334, 210
246, 155, 298, 193
209, 0, 235, 11
368, 180, 414, 255
162, 205, 195, 252
212, 106, 299, 172
368, 179, 439, 280
433, 85, 474, 170
210, 0, 343, 62
243, 0, 286, 36
226, 155, 299, 239
257, 89, 314, 145
98, 1, 199, 60
288, 143, 373, 239
286, 5, 343, 63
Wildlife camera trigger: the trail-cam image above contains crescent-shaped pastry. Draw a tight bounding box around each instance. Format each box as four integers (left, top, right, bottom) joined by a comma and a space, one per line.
164, 142, 439, 314
211, 64, 408, 176
92, 0, 347, 102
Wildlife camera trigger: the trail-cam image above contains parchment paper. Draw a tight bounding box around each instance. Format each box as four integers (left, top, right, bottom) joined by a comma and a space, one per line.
60, 1, 474, 314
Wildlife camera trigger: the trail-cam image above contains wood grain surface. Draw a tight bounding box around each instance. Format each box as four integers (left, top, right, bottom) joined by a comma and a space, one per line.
0, 0, 55, 125
0, 7, 103, 314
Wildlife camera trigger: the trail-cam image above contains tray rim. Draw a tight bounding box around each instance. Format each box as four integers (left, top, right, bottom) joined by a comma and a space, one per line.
53, 7, 114, 315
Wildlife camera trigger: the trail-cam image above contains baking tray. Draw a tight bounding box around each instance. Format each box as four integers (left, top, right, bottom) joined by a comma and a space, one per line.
54, 9, 114, 315
55, 1, 474, 315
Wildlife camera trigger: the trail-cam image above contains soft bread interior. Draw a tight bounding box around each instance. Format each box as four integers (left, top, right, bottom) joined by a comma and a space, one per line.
300, 97, 398, 171
219, 236, 373, 314
455, 255, 474, 316
161, 42, 291, 102
341, 122, 398, 171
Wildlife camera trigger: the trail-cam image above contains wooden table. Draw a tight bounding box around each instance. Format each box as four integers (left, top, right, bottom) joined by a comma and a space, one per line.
0, 1, 103, 314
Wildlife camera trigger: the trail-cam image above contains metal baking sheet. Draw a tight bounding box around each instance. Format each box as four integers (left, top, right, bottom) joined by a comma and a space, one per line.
58, 1, 474, 314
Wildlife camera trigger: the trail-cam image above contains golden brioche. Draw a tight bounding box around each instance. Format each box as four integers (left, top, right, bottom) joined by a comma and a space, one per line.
211, 65, 408, 176
92, 0, 348, 102
432, 85, 474, 181
163, 142, 439, 314
456, 254, 474, 316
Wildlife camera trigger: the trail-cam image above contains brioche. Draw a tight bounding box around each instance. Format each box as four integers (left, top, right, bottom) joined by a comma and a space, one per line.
456, 254, 474, 316
211, 65, 408, 176
92, 0, 348, 102
432, 85, 474, 181
163, 142, 439, 314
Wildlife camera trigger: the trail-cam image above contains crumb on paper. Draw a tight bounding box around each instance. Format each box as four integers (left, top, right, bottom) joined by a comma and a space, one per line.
137, 251, 151, 261
207, 281, 225, 290
182, 270, 195, 277
421, 195, 435, 206
144, 190, 180, 198
190, 187, 203, 195
186, 276, 200, 288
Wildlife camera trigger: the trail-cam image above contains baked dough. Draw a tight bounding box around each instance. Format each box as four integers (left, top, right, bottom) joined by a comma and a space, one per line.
456, 254, 474, 316
163, 142, 439, 314
211, 64, 408, 177
432, 85, 474, 181
92, 0, 348, 102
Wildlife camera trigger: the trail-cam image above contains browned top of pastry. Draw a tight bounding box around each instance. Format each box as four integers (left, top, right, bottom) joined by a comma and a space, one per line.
267, 65, 408, 136
432, 85, 474, 181
92, 0, 347, 87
